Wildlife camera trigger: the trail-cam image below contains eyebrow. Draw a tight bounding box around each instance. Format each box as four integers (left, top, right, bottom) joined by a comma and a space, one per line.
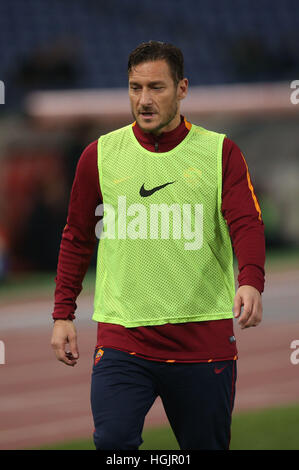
129, 80, 166, 86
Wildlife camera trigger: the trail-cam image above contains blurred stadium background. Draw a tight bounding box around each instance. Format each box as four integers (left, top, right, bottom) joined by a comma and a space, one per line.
0, 0, 299, 450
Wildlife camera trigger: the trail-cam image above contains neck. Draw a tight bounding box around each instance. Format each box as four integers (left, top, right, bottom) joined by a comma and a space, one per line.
132, 115, 190, 153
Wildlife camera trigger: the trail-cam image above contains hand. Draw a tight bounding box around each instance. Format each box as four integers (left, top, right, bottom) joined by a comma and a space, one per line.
233, 285, 263, 329
51, 319, 79, 366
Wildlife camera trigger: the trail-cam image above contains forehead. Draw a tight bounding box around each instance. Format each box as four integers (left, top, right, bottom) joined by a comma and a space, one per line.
129, 59, 172, 83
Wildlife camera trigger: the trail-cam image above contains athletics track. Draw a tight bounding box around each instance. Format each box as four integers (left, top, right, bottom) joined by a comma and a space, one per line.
0, 267, 298, 449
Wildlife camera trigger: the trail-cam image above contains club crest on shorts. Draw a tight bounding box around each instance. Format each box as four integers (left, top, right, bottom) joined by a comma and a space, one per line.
94, 348, 104, 365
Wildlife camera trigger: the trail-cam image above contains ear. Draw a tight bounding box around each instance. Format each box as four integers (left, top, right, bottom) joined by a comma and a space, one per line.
177, 78, 188, 101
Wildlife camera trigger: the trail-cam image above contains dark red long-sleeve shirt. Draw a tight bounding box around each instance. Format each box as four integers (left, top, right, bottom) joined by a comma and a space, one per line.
53, 116, 265, 363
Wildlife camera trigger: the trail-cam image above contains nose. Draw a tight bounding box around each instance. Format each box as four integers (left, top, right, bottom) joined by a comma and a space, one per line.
139, 88, 153, 107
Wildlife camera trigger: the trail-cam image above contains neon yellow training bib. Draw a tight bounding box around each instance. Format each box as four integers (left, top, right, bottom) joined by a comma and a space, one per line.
93, 123, 235, 327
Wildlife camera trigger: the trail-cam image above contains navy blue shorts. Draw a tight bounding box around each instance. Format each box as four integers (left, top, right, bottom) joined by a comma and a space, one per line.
90, 347, 237, 450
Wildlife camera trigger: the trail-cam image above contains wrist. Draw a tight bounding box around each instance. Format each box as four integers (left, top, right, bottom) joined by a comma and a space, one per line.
53, 317, 74, 323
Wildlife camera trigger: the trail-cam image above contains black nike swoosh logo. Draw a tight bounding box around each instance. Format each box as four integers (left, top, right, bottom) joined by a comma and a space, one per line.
139, 181, 176, 197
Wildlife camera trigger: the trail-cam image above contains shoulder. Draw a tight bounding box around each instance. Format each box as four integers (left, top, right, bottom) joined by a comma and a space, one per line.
191, 123, 225, 139
80, 139, 98, 159
77, 140, 98, 163
189, 124, 244, 165
222, 137, 247, 177
75, 140, 98, 179
99, 124, 133, 142
223, 136, 243, 157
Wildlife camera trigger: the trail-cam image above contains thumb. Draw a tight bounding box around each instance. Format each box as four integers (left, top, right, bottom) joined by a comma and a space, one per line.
233, 293, 242, 318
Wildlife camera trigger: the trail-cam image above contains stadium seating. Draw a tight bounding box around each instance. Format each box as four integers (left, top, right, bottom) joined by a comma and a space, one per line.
0, 0, 298, 102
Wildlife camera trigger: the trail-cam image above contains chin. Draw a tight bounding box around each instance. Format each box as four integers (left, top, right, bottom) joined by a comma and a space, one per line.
137, 118, 162, 134
137, 122, 156, 133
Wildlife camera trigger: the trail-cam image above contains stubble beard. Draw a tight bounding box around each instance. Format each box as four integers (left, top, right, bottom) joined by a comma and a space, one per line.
132, 101, 179, 135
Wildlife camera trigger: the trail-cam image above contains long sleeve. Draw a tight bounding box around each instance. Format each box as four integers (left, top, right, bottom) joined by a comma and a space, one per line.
52, 140, 101, 320
221, 138, 265, 293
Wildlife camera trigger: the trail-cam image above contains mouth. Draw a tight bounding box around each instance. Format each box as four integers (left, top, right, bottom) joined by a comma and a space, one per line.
139, 111, 156, 120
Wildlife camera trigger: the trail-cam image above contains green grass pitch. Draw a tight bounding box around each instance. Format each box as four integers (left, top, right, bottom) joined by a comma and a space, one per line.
35, 402, 299, 450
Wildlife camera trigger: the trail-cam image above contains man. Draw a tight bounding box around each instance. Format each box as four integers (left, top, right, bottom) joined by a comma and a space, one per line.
51, 41, 265, 450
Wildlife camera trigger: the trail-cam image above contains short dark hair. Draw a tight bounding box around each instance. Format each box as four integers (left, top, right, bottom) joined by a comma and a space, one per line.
128, 41, 184, 85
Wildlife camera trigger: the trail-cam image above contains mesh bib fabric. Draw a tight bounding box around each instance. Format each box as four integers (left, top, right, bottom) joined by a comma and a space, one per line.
93, 123, 235, 327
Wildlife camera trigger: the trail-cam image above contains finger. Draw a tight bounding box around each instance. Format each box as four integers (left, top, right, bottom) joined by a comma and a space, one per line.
52, 341, 77, 367
238, 301, 253, 329
242, 300, 262, 329
233, 294, 242, 318
69, 335, 79, 360
60, 351, 78, 367
51, 339, 65, 360
61, 341, 78, 366
65, 351, 78, 366
242, 312, 256, 329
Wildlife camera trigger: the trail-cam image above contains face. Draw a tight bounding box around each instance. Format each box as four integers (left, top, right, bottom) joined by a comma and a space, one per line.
128, 60, 188, 135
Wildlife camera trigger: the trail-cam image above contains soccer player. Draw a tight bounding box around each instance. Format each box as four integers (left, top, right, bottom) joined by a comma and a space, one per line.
51, 41, 265, 450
